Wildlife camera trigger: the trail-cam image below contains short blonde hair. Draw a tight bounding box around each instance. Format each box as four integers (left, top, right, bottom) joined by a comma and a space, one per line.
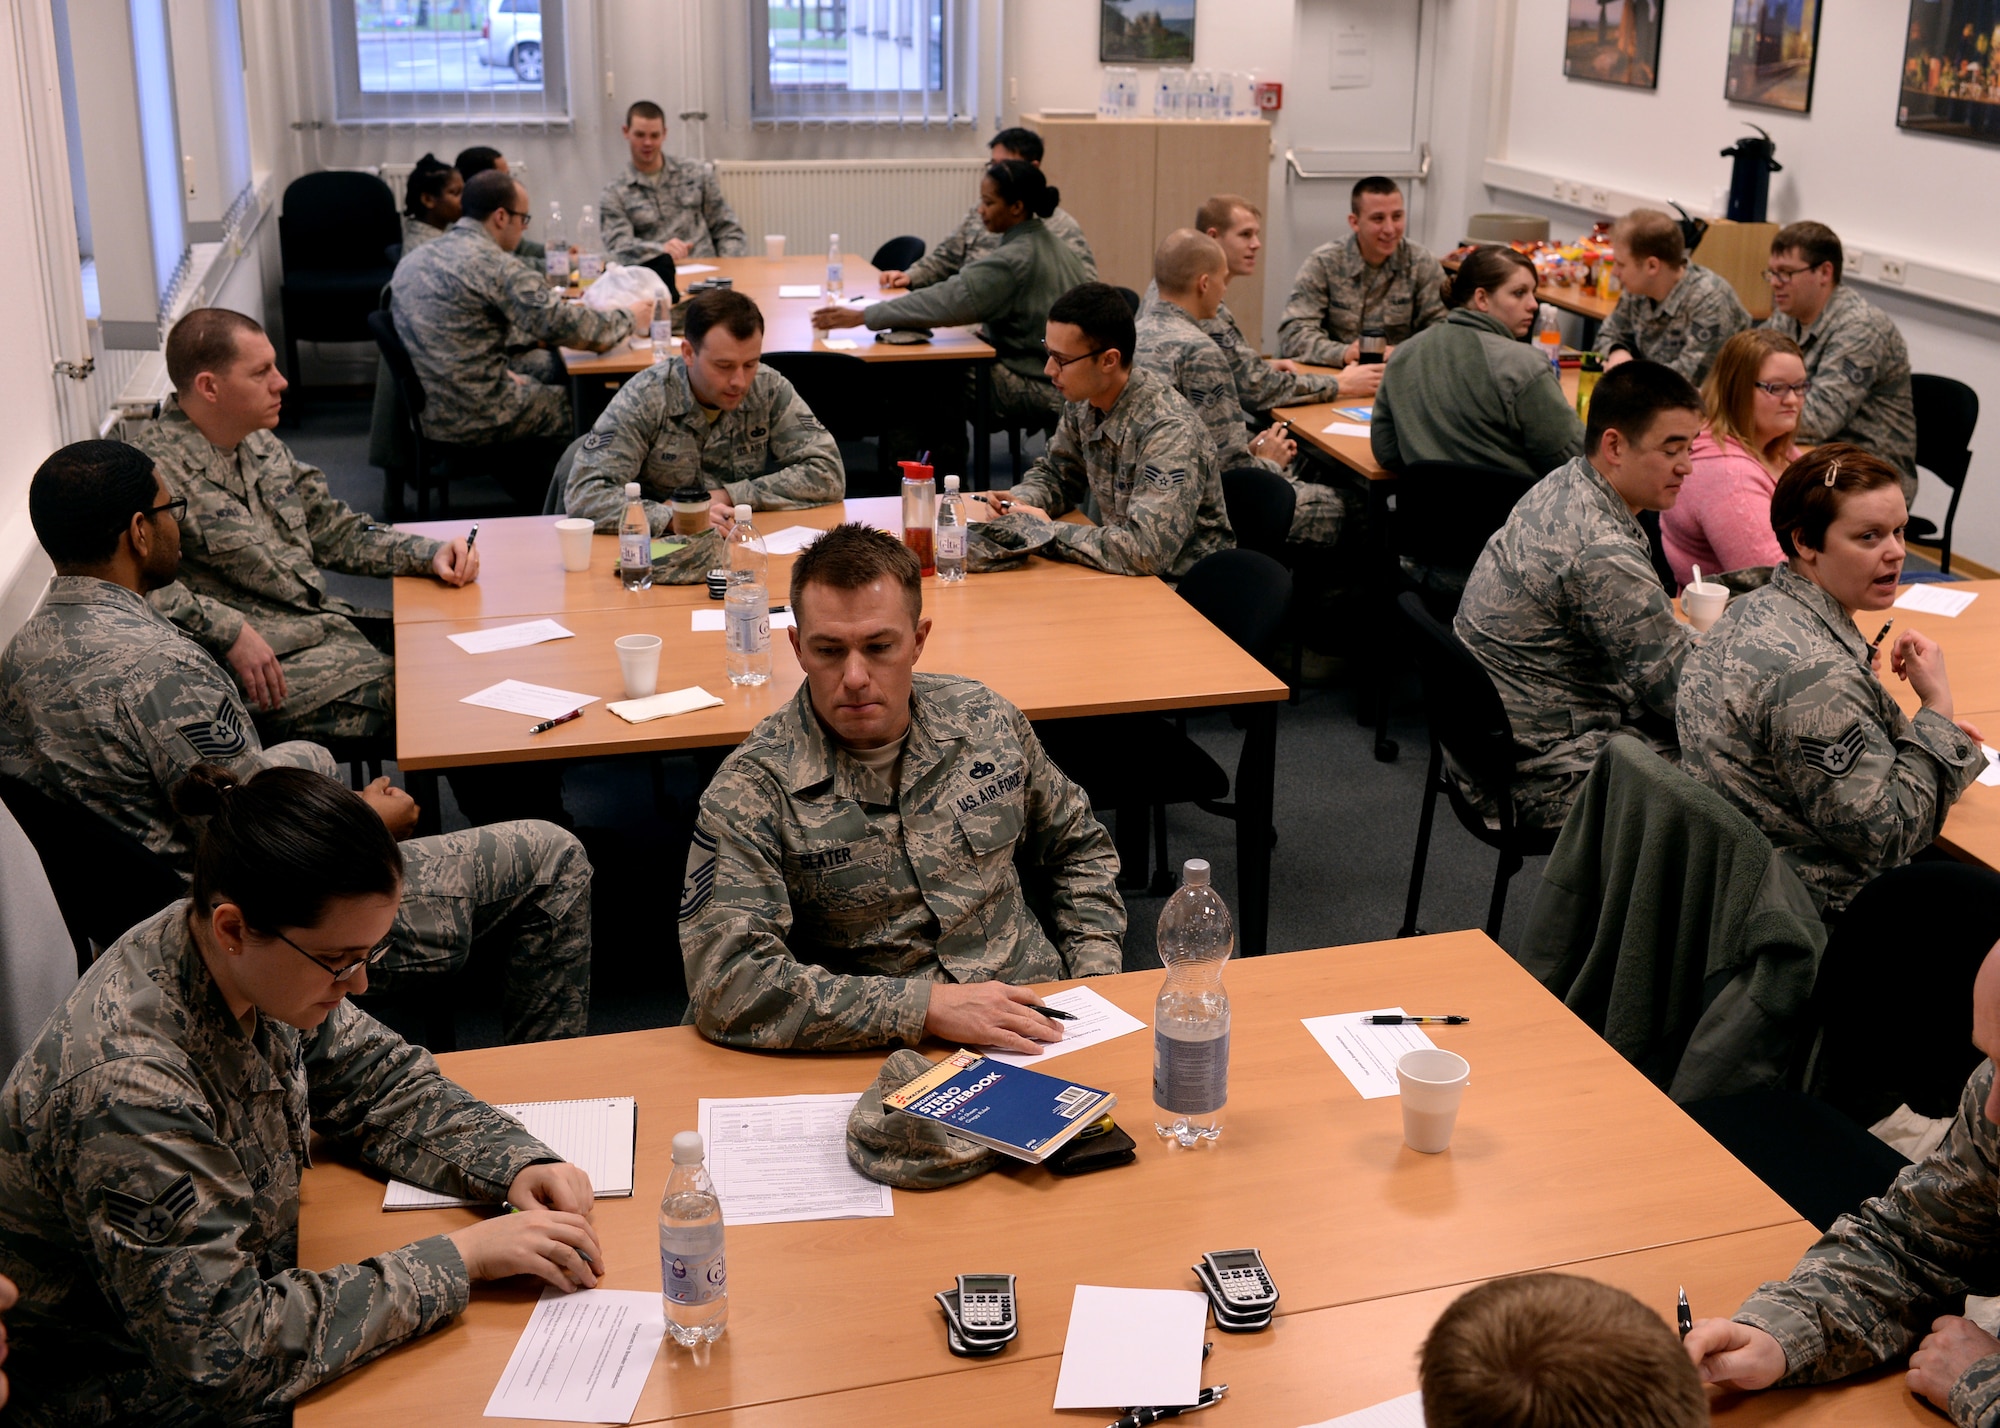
1153, 229, 1227, 296
1196, 193, 1261, 234
1420, 1274, 1706, 1428
1611, 208, 1686, 267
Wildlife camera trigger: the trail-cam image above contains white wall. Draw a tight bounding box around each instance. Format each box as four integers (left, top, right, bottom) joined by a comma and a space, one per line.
1491, 0, 2000, 565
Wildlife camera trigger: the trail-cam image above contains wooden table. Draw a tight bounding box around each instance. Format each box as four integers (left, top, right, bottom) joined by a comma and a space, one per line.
389, 510, 1288, 954
297, 931, 1861, 1427
559, 253, 1000, 486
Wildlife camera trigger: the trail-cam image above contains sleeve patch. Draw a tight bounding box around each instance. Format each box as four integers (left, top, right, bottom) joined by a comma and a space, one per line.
1799, 722, 1868, 777
1143, 464, 1187, 491
679, 823, 719, 921
102, 1172, 198, 1245
582, 431, 614, 451
178, 700, 250, 760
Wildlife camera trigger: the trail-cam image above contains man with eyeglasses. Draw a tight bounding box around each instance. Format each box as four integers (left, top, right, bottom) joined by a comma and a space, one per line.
0, 440, 594, 1044
1762, 221, 1918, 502
391, 169, 651, 509
987, 283, 1232, 579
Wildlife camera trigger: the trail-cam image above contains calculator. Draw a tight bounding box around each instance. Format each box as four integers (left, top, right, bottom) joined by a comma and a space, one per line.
955, 1274, 1018, 1338
1201, 1250, 1278, 1314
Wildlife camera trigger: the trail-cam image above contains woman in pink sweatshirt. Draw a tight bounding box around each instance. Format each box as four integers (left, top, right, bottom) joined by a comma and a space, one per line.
1663, 329, 1807, 588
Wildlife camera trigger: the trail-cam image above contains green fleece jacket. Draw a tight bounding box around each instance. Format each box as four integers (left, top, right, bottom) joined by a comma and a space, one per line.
1517, 734, 1827, 1103
1370, 307, 1585, 480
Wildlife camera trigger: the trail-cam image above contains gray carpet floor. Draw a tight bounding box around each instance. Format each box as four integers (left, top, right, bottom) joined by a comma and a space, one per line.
293, 395, 1539, 1048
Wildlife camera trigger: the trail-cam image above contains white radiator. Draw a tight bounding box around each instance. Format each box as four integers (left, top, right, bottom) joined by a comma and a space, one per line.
714, 159, 984, 268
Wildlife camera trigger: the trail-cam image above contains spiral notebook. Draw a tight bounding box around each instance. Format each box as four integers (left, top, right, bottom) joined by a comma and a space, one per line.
381, 1096, 637, 1210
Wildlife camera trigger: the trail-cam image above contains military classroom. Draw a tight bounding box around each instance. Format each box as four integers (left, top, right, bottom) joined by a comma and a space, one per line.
11, 1, 2000, 1424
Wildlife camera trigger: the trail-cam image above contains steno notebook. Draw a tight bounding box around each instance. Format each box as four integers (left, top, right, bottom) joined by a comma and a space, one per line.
884, 1050, 1116, 1163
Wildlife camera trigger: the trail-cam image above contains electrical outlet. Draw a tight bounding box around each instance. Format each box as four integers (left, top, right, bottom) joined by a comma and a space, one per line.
1878, 256, 1907, 285
1552, 177, 1566, 199
1009, 77, 1018, 101
1590, 188, 1610, 210
1567, 182, 1582, 204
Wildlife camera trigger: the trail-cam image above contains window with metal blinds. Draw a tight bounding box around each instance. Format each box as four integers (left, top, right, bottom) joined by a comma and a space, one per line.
327, 0, 572, 128
750, 0, 977, 128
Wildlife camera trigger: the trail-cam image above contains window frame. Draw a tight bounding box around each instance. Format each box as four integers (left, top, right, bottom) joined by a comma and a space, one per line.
750, 0, 976, 127
327, 0, 571, 127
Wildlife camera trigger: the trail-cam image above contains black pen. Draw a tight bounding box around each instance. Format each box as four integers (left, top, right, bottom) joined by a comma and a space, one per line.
466, 522, 479, 550
1678, 1286, 1692, 1340
1107, 1385, 1229, 1427
1869, 618, 1893, 657
528, 708, 583, 735
1366, 1014, 1470, 1025
1032, 1005, 1078, 1021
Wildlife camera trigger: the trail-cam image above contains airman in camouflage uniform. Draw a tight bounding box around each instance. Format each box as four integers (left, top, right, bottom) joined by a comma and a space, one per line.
1007, 364, 1234, 579
1278, 234, 1449, 367
1722, 1059, 2000, 1424
563, 357, 843, 534
598, 157, 749, 264
1676, 563, 1981, 914
680, 672, 1125, 1050
1597, 262, 1751, 385
1765, 284, 1919, 500
0, 903, 560, 1425
131, 395, 444, 745
1135, 299, 1353, 547
389, 217, 633, 445
0, 577, 593, 1042
901, 202, 1097, 289
1455, 455, 1697, 830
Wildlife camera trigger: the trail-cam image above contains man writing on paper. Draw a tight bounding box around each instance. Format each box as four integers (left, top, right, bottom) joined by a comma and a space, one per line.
564, 289, 844, 538
679, 525, 1125, 1052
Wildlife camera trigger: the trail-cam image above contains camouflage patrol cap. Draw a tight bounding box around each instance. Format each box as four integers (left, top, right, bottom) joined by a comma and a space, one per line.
845, 1048, 1002, 1189
965, 516, 1057, 574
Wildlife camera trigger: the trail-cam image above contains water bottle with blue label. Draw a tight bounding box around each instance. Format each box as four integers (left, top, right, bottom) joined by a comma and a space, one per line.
660, 1130, 728, 1345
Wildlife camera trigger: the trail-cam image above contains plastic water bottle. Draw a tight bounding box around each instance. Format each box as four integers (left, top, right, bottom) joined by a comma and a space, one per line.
1535, 303, 1562, 373
1153, 859, 1233, 1146
660, 1131, 728, 1346
577, 204, 604, 287
651, 312, 673, 363
936, 474, 967, 584
826, 233, 844, 301
544, 203, 569, 288
619, 481, 652, 592
725, 505, 771, 686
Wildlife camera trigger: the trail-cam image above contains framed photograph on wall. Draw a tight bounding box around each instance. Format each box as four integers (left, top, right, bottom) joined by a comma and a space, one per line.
1564, 0, 1664, 90
1100, 0, 1195, 64
1899, 0, 2000, 146
1725, 1, 1822, 113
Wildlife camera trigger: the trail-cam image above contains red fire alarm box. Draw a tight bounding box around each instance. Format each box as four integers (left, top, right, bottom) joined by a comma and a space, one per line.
1255, 82, 1283, 113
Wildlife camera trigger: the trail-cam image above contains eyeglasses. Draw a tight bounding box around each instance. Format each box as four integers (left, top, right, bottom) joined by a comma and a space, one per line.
1761, 264, 1816, 285
1043, 344, 1103, 371
270, 927, 395, 983
1754, 380, 1812, 398
142, 495, 188, 524
506, 209, 533, 225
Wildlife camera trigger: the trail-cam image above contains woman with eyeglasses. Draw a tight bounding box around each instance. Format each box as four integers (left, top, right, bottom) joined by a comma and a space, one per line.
0, 763, 605, 1427
1661, 329, 1808, 588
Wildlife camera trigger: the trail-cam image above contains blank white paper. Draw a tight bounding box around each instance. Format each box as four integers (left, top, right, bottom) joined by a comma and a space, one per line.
460, 680, 598, 720
697, 1093, 894, 1226
842, 496, 903, 533
986, 984, 1146, 1067
1322, 420, 1374, 438
1980, 745, 2000, 788
757, 525, 825, 555
777, 284, 822, 298
1895, 584, 1979, 616
1052, 1285, 1209, 1409
1300, 1391, 1425, 1427
483, 1288, 664, 1423
1301, 1008, 1437, 1100
675, 263, 718, 275
447, 620, 576, 654
385, 1098, 636, 1209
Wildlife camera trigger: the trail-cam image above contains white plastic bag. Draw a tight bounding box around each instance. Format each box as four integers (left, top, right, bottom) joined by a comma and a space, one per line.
582, 263, 672, 311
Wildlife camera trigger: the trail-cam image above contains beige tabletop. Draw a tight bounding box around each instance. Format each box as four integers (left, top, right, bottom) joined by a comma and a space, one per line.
560, 254, 997, 374
296, 931, 1809, 1426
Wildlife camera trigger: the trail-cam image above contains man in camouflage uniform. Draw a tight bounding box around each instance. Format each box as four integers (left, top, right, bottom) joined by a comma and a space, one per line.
1137, 230, 1356, 548
886, 127, 1096, 290
1686, 946, 2000, 1424
565, 290, 842, 536
390, 171, 645, 457
1455, 363, 1704, 830
1001, 284, 1233, 580
680, 524, 1124, 1051
1598, 209, 1750, 385
1279, 177, 1448, 368
131, 308, 476, 747
598, 101, 747, 264
0, 442, 593, 1043
0, 894, 596, 1424
1763, 221, 1919, 500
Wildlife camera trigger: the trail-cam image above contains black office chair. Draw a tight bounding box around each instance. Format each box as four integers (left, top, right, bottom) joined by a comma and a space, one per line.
545, 434, 589, 515
1395, 592, 1560, 941
1908, 373, 1979, 574
1112, 286, 1142, 318
278, 171, 401, 393
0, 775, 185, 973
871, 235, 926, 272
368, 308, 506, 519
1220, 468, 1296, 559
1371, 461, 1540, 761
1039, 550, 1291, 896
760, 350, 890, 494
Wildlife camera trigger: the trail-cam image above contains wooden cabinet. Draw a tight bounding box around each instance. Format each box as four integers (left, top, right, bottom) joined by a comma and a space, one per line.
1690, 219, 1779, 320
1025, 114, 1273, 346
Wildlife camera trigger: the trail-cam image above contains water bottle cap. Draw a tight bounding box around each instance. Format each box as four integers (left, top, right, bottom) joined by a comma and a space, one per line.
625, 482, 641, 497
734, 503, 751, 522
1182, 858, 1211, 886
672, 1130, 705, 1163
944, 474, 960, 491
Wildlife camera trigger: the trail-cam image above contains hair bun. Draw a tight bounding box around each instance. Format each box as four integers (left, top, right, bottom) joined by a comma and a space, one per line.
1038, 185, 1061, 219
170, 762, 240, 819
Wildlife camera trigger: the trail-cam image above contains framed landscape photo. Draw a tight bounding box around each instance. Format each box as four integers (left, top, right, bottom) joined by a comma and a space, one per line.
1899, 0, 2000, 146
1725, 0, 1821, 113
1564, 0, 1664, 90
1100, 0, 1195, 64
